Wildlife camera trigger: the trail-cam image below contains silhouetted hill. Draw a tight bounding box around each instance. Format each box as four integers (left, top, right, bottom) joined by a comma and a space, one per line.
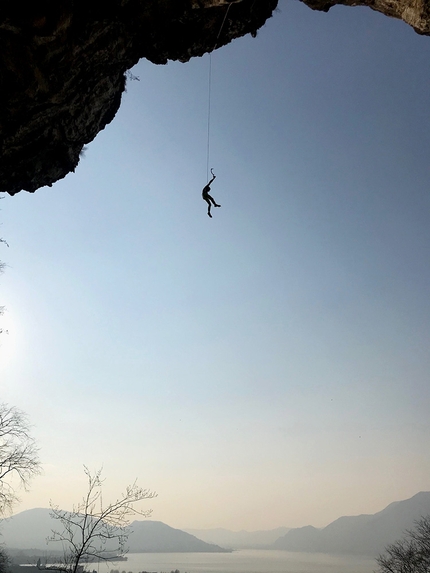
128, 521, 228, 552
0, 508, 56, 549
184, 527, 290, 549
0, 509, 227, 553
273, 491, 430, 556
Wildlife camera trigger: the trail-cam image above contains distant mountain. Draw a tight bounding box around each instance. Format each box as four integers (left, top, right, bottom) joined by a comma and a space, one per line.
0, 508, 56, 550
273, 491, 430, 556
0, 509, 227, 553
184, 527, 290, 549
4, 492, 430, 557
128, 521, 228, 552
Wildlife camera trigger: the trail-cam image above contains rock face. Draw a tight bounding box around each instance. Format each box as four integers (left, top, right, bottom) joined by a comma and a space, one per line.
301, 0, 430, 36
0, 0, 277, 195
1, 0, 429, 196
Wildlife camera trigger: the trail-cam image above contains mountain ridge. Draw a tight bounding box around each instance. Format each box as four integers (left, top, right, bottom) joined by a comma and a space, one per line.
2, 492, 430, 556
273, 491, 430, 556
184, 526, 291, 549
0, 509, 228, 553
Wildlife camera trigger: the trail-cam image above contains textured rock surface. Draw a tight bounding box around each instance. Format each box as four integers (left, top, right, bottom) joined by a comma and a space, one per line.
0, 0, 277, 195
301, 0, 430, 35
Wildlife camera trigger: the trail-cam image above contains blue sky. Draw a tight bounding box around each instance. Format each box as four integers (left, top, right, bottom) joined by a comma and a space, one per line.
1, 0, 430, 530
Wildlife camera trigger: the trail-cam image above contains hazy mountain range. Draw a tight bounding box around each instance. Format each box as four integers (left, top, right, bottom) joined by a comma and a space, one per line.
126, 521, 228, 552
273, 491, 430, 556
186, 492, 430, 554
184, 527, 290, 549
0, 509, 227, 553
1, 492, 430, 556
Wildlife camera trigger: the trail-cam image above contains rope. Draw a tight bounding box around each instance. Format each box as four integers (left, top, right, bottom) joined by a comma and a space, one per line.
206, 3, 233, 182
206, 52, 212, 182
214, 2, 233, 51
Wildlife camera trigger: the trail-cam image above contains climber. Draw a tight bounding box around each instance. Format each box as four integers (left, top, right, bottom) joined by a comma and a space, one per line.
202, 168, 221, 218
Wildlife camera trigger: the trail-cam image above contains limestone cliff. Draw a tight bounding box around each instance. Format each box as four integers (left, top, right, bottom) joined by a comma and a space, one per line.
0, 0, 277, 195
301, 0, 430, 36
0, 0, 429, 195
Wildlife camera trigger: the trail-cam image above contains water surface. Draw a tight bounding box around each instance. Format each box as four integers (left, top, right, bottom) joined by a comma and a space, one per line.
105, 550, 376, 573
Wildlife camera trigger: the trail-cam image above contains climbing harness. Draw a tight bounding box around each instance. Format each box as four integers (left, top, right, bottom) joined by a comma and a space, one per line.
206, 3, 233, 182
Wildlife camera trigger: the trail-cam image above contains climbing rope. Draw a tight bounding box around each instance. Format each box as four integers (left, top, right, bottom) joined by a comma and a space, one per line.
206, 53, 212, 182
206, 3, 233, 182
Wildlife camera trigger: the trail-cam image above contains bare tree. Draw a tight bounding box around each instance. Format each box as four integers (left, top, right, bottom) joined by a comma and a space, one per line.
0, 403, 41, 515
48, 467, 157, 573
376, 516, 430, 573
0, 548, 10, 573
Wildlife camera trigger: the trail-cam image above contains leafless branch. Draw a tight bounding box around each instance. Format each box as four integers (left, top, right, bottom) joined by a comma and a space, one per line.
0, 404, 41, 515
48, 467, 156, 573
376, 516, 430, 573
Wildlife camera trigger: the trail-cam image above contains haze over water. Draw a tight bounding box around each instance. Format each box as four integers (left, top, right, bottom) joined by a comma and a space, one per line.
116, 551, 375, 573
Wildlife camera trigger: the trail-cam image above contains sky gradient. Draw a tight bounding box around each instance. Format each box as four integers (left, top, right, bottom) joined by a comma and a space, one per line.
1, 0, 430, 531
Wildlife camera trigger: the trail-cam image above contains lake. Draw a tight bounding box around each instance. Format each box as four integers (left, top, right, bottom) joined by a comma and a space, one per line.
103, 550, 376, 573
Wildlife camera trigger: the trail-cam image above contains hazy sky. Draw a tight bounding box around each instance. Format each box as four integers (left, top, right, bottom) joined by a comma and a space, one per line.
1, 0, 430, 531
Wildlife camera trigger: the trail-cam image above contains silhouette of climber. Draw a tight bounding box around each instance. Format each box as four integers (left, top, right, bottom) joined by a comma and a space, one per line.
202, 169, 221, 218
